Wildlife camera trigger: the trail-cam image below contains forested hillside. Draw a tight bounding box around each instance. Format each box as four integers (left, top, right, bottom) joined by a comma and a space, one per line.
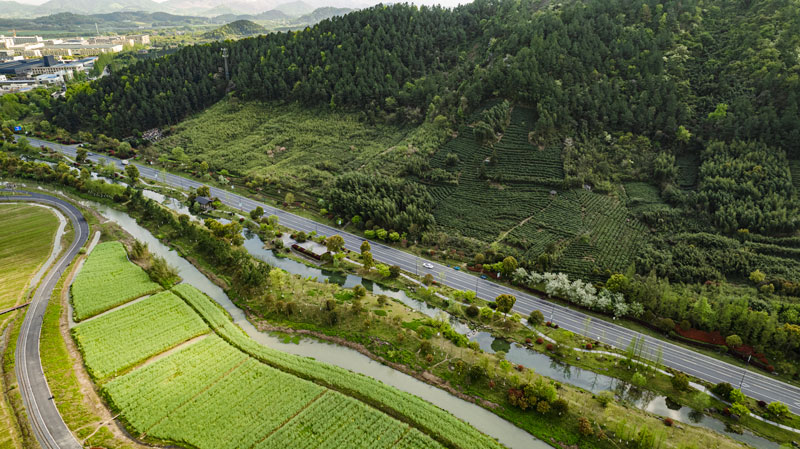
33, 0, 800, 370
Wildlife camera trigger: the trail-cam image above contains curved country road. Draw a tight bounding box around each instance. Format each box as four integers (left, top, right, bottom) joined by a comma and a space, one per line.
1, 190, 87, 449
28, 137, 800, 414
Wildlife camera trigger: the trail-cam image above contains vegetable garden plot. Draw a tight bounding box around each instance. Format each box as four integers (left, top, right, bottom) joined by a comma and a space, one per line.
72, 290, 208, 379
394, 428, 447, 449
147, 358, 324, 449
102, 336, 248, 431
173, 284, 506, 449
71, 241, 161, 321
254, 392, 412, 449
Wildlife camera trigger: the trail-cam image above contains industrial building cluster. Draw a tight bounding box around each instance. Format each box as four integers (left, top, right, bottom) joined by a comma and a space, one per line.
0, 34, 149, 95
0, 34, 149, 58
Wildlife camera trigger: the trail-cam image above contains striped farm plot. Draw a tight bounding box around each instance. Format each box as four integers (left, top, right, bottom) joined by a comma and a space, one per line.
72, 290, 208, 380
83, 282, 505, 449
70, 241, 161, 321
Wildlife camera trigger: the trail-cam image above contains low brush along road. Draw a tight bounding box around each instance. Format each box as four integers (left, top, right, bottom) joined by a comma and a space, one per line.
29, 137, 800, 415
0, 190, 87, 449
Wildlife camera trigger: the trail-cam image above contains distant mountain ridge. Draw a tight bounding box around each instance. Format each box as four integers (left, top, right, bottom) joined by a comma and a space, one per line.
0, 0, 365, 18
202, 19, 265, 39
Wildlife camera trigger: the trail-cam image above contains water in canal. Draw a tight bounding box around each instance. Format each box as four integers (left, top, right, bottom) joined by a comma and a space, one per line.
85, 198, 780, 449
83, 200, 549, 449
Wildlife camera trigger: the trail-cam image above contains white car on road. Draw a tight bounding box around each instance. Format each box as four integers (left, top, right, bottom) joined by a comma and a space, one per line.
422, 262, 434, 269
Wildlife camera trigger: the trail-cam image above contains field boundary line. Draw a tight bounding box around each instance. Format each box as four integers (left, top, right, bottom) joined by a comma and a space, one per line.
390, 426, 412, 448
248, 389, 328, 449
141, 356, 249, 437
131, 333, 210, 372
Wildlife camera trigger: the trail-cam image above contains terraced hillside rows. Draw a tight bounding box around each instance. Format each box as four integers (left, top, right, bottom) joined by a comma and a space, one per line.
790, 160, 800, 190
72, 246, 505, 449
428, 105, 648, 278
70, 241, 161, 321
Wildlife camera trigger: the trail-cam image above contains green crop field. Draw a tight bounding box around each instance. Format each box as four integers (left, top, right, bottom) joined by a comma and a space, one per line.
0, 203, 60, 449
70, 242, 162, 321
170, 284, 504, 449
427, 105, 647, 278
104, 336, 325, 448
151, 100, 407, 193
255, 391, 409, 449
68, 279, 503, 449
71, 290, 208, 379
0, 203, 60, 312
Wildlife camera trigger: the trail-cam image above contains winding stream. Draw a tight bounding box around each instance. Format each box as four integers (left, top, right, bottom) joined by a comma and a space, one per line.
81, 200, 549, 449
83, 194, 779, 449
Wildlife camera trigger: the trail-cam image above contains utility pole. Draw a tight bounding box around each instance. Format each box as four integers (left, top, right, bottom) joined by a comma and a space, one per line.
221, 48, 229, 81
739, 355, 752, 389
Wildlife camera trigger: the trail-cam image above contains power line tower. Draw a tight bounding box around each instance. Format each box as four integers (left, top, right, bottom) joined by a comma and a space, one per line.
221, 48, 229, 81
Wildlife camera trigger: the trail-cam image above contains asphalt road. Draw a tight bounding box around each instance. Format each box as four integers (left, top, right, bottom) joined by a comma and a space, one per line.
31, 137, 800, 415
0, 190, 87, 449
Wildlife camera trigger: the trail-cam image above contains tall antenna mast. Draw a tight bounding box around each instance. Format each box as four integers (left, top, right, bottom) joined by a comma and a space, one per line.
221, 47, 229, 81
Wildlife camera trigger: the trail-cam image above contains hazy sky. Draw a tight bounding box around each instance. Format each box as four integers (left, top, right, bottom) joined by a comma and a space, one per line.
14, 0, 470, 7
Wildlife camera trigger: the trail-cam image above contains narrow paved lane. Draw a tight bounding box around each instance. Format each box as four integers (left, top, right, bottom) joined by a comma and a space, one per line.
1, 190, 87, 449
32, 137, 800, 414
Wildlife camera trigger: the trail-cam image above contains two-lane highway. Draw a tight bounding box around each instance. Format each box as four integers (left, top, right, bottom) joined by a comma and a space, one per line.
31, 137, 800, 414
0, 190, 87, 449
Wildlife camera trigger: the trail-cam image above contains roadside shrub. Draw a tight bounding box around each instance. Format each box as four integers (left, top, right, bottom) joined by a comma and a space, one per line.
551, 398, 569, 416
546, 343, 554, 351
729, 388, 746, 404
525, 338, 532, 344
536, 337, 544, 344
671, 373, 689, 391
528, 310, 544, 326
663, 418, 674, 427
730, 402, 750, 417
578, 417, 594, 437
657, 317, 675, 332
536, 400, 550, 414
680, 319, 691, 330
466, 304, 479, 318
767, 401, 789, 419
585, 343, 593, 350
711, 382, 733, 400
